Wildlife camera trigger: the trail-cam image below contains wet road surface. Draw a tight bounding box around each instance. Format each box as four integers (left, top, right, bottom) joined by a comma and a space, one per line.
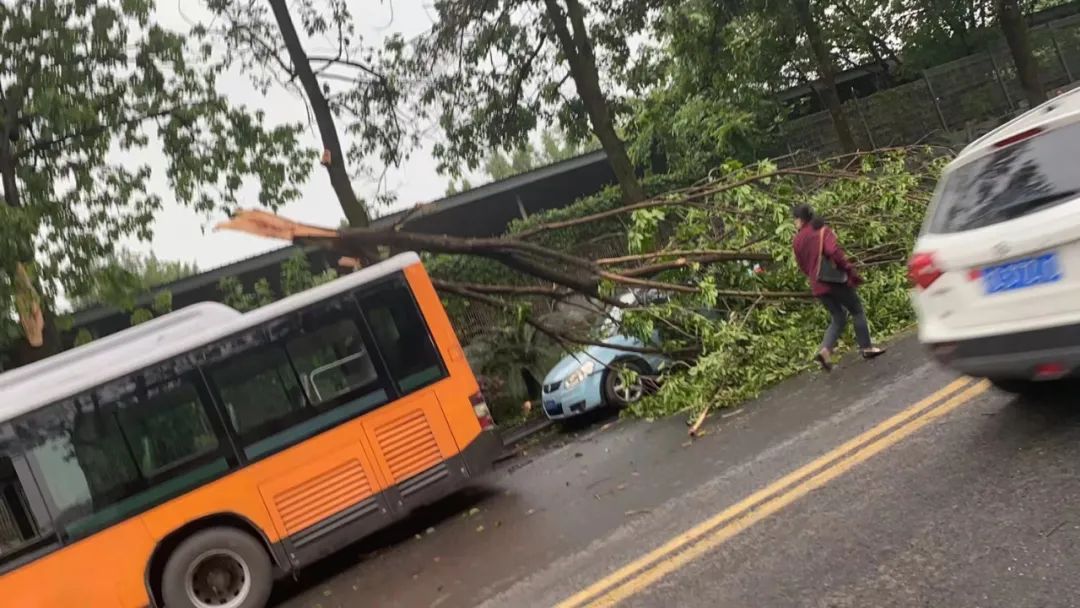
273, 335, 1080, 607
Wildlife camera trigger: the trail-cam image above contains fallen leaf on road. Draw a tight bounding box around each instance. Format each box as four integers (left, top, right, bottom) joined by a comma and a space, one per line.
495, 520, 503, 528
467, 507, 481, 517
599, 422, 614, 432
526, 509, 536, 516
476, 525, 485, 532
426, 527, 436, 535
323, 589, 333, 596
682, 440, 693, 448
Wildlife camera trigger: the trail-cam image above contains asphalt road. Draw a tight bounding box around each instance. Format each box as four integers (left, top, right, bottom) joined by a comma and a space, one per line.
273, 335, 1080, 608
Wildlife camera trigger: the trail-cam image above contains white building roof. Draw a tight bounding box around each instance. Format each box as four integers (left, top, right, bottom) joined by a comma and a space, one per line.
0, 252, 421, 424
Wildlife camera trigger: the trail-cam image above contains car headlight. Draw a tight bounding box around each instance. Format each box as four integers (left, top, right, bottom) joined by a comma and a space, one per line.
562, 361, 596, 389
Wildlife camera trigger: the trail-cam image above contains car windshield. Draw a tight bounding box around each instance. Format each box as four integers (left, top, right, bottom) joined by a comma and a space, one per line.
598, 307, 624, 338
926, 124, 1080, 234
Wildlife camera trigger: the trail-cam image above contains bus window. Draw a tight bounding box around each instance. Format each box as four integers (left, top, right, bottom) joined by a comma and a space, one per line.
356, 280, 446, 394
17, 377, 228, 541
286, 318, 378, 403
211, 345, 306, 435
209, 319, 389, 461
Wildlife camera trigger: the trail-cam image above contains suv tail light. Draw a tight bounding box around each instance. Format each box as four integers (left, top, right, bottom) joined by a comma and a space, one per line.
908, 252, 943, 289
470, 392, 495, 430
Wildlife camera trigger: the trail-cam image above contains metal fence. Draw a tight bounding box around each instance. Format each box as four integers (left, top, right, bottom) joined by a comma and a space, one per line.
779, 14, 1080, 158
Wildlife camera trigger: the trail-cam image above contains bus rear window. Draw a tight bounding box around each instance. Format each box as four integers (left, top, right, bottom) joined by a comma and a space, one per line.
928, 125, 1080, 234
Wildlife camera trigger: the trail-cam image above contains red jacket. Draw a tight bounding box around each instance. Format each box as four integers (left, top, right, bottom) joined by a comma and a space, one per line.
792, 224, 862, 296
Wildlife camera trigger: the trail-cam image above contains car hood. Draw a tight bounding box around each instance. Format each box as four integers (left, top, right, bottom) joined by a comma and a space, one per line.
543, 334, 647, 385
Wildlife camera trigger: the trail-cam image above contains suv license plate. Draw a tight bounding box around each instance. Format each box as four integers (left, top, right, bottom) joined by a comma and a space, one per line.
983, 253, 1062, 294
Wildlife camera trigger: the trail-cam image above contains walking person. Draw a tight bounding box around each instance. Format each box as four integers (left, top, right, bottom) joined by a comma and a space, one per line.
791, 204, 886, 370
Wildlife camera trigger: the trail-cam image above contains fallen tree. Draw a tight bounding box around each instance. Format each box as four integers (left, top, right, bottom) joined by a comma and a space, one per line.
219, 146, 948, 419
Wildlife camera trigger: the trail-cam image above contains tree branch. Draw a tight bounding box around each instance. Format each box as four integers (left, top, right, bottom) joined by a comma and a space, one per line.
513, 165, 859, 239
437, 281, 664, 355
20, 105, 197, 158
307, 56, 388, 81
598, 250, 772, 266
433, 280, 567, 298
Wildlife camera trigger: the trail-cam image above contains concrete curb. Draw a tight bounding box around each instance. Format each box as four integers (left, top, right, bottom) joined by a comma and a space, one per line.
498, 418, 555, 450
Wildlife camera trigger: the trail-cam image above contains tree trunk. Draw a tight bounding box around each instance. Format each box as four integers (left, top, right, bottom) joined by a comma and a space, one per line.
541, 0, 646, 204
996, 0, 1047, 107
1, 92, 60, 368
792, 0, 857, 153
267, 0, 372, 228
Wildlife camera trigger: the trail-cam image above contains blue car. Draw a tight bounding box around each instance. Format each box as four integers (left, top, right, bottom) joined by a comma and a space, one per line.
541, 297, 670, 420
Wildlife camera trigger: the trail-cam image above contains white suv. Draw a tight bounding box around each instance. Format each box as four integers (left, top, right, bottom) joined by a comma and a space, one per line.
911, 91, 1080, 394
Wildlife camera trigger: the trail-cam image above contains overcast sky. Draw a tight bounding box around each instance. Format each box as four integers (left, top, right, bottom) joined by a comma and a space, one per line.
142, 0, 448, 271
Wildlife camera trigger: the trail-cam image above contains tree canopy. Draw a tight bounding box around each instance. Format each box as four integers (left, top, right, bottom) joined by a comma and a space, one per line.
69, 249, 197, 312
0, 0, 311, 364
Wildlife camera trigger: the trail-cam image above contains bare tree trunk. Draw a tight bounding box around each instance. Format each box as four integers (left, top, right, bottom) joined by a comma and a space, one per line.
267, 0, 372, 228
542, 0, 646, 204
793, 0, 857, 153
996, 0, 1047, 107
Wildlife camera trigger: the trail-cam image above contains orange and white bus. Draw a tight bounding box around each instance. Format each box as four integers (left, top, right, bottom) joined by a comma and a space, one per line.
0, 252, 500, 608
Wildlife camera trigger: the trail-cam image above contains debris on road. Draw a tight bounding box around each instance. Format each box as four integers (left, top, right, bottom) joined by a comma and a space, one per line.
688, 405, 711, 437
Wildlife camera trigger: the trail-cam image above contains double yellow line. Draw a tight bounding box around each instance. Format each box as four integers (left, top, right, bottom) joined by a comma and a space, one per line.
556, 376, 990, 608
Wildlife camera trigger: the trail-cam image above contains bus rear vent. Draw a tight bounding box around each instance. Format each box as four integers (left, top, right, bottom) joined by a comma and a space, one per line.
375, 410, 443, 482
273, 459, 373, 535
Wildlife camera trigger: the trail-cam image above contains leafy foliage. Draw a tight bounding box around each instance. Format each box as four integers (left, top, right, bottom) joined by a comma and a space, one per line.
69, 249, 197, 312
618, 149, 946, 418
218, 251, 337, 312
410, 0, 657, 202
0, 0, 311, 363
446, 129, 597, 194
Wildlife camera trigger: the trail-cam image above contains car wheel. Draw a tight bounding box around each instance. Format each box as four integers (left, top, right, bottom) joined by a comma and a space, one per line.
161, 527, 273, 608
603, 359, 649, 408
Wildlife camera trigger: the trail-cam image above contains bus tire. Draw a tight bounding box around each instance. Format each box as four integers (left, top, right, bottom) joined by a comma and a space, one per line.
161, 526, 273, 608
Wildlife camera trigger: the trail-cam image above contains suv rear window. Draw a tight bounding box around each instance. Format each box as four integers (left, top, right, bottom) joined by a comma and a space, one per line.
926, 125, 1080, 234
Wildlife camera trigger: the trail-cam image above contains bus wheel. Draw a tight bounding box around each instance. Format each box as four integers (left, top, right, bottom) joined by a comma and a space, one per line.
161, 527, 273, 608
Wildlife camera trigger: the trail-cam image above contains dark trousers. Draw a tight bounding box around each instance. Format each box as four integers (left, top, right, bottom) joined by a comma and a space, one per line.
818, 285, 871, 351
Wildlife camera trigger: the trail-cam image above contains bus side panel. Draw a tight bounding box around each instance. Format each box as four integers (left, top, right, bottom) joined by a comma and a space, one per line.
139, 414, 388, 569
251, 430, 388, 566
0, 518, 154, 608
359, 388, 463, 508
402, 264, 484, 449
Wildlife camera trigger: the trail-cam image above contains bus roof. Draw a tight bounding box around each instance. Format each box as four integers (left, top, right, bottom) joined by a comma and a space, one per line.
0, 252, 421, 425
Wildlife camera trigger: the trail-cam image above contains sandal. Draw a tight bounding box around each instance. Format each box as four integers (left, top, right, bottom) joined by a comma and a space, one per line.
861, 347, 887, 360
814, 349, 834, 372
